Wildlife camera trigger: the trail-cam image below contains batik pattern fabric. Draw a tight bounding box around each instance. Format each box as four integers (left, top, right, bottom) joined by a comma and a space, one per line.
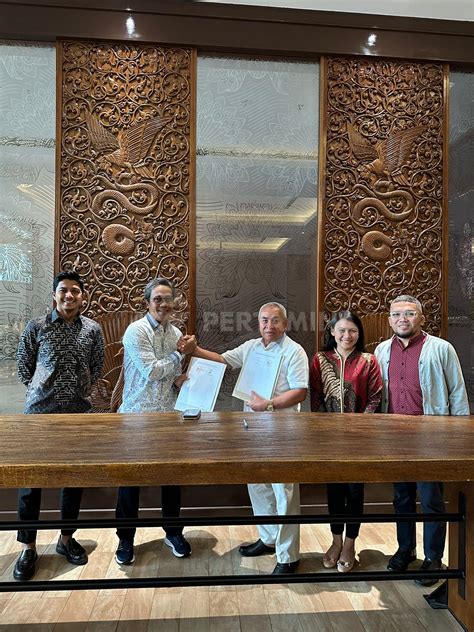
17, 310, 105, 414
119, 315, 183, 413
310, 350, 382, 414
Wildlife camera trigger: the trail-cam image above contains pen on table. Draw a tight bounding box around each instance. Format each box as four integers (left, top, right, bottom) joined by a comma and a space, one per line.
243, 419, 249, 429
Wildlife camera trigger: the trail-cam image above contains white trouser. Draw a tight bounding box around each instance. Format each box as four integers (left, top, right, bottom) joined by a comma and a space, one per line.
247, 482, 300, 563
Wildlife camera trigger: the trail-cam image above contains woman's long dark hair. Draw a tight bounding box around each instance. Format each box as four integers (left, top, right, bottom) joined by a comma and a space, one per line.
323, 310, 366, 353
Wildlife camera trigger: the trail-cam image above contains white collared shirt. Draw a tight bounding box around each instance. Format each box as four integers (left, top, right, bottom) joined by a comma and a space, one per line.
222, 334, 309, 412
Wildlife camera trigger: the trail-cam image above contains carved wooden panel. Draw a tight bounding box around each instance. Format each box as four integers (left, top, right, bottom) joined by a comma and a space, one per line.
57, 41, 194, 328
319, 57, 447, 338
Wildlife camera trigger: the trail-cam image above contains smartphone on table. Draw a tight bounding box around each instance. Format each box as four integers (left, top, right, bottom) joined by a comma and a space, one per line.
182, 408, 201, 420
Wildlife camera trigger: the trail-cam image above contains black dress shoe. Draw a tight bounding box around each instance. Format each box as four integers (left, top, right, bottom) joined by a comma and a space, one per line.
415, 558, 442, 587
387, 548, 416, 571
56, 537, 88, 565
272, 560, 299, 575
13, 549, 38, 581
239, 539, 275, 557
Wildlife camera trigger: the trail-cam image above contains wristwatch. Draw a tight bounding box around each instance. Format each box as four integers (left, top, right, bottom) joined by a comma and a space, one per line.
266, 400, 274, 411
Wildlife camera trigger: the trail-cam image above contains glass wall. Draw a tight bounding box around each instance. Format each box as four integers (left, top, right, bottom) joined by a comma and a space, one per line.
1, 47, 469, 414
448, 68, 473, 410
196, 55, 319, 410
0, 42, 55, 413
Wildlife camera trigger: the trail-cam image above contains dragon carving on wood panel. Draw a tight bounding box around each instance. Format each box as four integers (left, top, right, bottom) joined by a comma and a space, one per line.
347, 121, 427, 261
58, 42, 193, 324
321, 57, 445, 334
85, 113, 170, 257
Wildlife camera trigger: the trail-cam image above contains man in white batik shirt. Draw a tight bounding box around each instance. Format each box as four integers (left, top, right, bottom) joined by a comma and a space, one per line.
114, 278, 196, 566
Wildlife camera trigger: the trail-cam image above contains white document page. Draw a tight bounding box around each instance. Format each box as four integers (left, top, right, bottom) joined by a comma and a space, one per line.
174, 357, 226, 412
232, 347, 283, 402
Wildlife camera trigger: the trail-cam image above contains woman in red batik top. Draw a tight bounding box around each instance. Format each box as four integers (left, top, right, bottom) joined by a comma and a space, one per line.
310, 310, 382, 572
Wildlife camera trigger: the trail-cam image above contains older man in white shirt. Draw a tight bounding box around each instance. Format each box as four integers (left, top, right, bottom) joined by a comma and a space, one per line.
190, 302, 308, 574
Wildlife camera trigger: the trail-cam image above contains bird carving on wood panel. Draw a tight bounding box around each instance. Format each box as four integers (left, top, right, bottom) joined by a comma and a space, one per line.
347, 122, 427, 186
85, 112, 173, 177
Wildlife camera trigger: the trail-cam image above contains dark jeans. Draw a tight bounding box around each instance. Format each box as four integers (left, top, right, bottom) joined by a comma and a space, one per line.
17, 487, 84, 544
116, 485, 183, 542
393, 481, 446, 561
327, 482, 364, 539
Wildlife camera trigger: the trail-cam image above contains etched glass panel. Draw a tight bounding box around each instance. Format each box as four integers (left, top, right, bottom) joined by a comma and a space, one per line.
196, 55, 319, 410
0, 42, 55, 413
448, 69, 473, 410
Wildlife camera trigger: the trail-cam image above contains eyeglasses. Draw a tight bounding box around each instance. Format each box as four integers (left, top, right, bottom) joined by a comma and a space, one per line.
389, 310, 419, 319
152, 295, 174, 304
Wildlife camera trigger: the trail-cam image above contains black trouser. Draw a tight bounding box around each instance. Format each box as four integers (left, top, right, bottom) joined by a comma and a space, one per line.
393, 481, 446, 560
116, 485, 183, 542
17, 487, 84, 544
327, 482, 364, 539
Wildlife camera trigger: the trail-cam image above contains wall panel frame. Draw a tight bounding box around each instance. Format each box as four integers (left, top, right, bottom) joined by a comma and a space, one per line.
317, 55, 448, 344
56, 39, 196, 326
0, 0, 472, 64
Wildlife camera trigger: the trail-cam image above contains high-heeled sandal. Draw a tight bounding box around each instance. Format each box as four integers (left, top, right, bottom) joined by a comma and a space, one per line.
322, 544, 342, 569
337, 556, 357, 573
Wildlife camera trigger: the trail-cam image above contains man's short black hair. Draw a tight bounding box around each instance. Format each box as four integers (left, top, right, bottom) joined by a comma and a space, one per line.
53, 271, 84, 292
144, 277, 175, 302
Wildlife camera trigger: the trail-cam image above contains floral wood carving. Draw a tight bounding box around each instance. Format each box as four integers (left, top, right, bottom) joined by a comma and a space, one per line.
58, 41, 193, 327
320, 57, 446, 335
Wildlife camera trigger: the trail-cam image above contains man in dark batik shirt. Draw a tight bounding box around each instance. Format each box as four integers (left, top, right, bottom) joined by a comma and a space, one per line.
13, 270, 104, 581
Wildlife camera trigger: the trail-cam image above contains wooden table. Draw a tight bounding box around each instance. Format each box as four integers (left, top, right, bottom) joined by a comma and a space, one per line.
1, 411, 473, 629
